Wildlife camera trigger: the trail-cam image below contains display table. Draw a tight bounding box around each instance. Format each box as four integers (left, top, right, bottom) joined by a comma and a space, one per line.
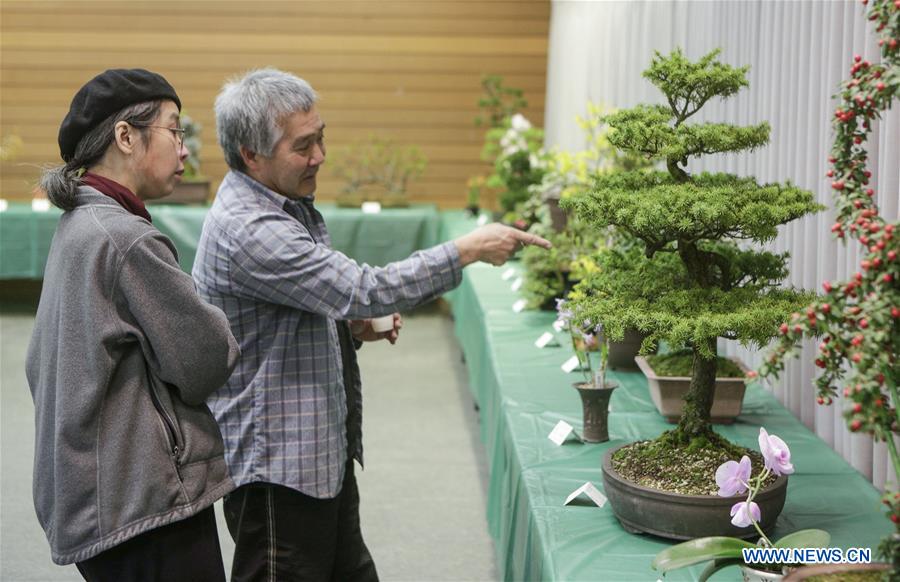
0, 203, 441, 278
439, 211, 893, 581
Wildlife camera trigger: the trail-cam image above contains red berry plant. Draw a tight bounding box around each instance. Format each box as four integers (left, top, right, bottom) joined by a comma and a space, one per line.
757, 0, 900, 571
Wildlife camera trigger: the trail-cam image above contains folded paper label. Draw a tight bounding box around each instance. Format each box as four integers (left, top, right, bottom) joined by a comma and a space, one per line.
512, 299, 527, 313
548, 420, 580, 446
510, 277, 523, 292
501, 268, 516, 281
534, 332, 556, 348
361, 201, 382, 214
561, 355, 579, 373
565, 482, 607, 507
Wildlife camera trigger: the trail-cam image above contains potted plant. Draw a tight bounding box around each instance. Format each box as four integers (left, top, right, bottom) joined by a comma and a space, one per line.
330, 135, 427, 208
758, 0, 899, 577
556, 299, 617, 443
652, 428, 829, 581
561, 48, 823, 538
158, 112, 209, 204
637, 349, 749, 423
521, 218, 604, 311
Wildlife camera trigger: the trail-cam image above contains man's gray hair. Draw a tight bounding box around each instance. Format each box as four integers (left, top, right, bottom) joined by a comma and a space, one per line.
215, 68, 318, 172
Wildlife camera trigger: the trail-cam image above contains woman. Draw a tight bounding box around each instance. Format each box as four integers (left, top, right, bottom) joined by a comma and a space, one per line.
26, 69, 239, 581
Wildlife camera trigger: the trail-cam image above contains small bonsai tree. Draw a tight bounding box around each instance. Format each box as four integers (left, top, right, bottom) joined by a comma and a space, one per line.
330, 135, 427, 207
562, 48, 823, 454
758, 0, 899, 571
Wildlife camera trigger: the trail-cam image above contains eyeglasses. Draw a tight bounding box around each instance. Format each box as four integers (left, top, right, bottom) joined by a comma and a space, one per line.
128, 122, 185, 147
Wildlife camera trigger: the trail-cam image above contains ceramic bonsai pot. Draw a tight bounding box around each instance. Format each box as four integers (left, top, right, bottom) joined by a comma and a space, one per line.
635, 355, 749, 424
573, 381, 617, 442
601, 444, 788, 540
608, 329, 647, 370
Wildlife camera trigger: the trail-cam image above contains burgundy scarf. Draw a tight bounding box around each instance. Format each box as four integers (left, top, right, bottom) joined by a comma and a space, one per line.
81, 172, 152, 223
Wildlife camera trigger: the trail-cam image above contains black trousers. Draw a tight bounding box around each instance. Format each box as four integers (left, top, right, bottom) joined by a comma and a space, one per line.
223, 461, 378, 582
75, 506, 225, 582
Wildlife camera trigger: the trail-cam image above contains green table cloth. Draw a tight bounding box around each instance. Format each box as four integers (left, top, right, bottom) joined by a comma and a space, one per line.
439, 212, 892, 581
0, 202, 441, 278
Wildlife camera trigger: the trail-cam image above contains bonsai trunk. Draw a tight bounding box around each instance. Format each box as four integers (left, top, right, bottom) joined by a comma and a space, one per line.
672, 338, 718, 445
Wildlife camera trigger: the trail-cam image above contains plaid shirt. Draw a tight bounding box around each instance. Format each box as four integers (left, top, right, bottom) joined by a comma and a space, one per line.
193, 171, 461, 498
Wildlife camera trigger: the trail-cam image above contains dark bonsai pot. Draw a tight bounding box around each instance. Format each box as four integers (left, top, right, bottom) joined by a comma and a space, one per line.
608, 328, 648, 370
465, 204, 480, 217
574, 381, 617, 443
601, 444, 788, 540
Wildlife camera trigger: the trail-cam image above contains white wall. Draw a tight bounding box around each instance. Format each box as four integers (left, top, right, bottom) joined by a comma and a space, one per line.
545, 0, 899, 489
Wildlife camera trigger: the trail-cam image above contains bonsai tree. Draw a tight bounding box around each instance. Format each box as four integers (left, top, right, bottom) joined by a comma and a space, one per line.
562, 48, 823, 456
180, 113, 203, 181
330, 135, 427, 208
758, 0, 899, 571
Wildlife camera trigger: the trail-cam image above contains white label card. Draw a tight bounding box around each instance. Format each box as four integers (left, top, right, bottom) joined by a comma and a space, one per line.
510, 277, 523, 292
0, 199, 8, 212
501, 268, 516, 281
565, 482, 608, 507
534, 332, 556, 348
361, 201, 382, 214
512, 299, 528, 313
477, 213, 489, 226
553, 320, 566, 333
548, 420, 581, 446
561, 355, 580, 373
32, 199, 51, 212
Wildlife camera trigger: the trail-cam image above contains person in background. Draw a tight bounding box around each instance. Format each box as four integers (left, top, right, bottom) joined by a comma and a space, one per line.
26, 68, 240, 582
193, 67, 550, 582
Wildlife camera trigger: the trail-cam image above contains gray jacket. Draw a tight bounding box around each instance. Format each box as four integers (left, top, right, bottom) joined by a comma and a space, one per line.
25, 187, 240, 565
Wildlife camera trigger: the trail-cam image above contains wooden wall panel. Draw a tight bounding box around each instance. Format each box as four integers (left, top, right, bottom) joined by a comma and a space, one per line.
0, 0, 549, 209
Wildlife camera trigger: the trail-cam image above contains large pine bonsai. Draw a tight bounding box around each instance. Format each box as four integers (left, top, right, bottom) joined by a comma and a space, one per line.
562, 49, 823, 453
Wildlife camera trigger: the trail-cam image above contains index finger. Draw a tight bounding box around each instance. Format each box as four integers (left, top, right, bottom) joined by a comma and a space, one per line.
512, 230, 552, 250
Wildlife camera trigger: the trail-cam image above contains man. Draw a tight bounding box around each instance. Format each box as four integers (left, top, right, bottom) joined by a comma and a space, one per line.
193, 68, 549, 581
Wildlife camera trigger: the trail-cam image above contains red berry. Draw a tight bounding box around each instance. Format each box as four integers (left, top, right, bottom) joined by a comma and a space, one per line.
854, 55, 862, 62
815, 359, 826, 368
794, 325, 803, 334
780, 323, 789, 335
852, 334, 864, 346
853, 403, 863, 413
822, 303, 831, 313
892, 514, 899, 524
817, 396, 825, 405
866, 188, 875, 196
851, 419, 862, 432
892, 307, 900, 318
889, 251, 898, 261
746, 370, 758, 379
852, 353, 863, 363
826, 170, 834, 177
859, 319, 869, 329
884, 274, 893, 283
854, 136, 863, 145
854, 200, 863, 209
877, 240, 886, 250
862, 260, 871, 270
874, 258, 882, 268
832, 181, 845, 190
877, 82, 886, 91
823, 281, 833, 293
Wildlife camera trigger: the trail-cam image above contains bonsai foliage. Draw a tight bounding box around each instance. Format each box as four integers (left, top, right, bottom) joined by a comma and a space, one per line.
562, 49, 822, 447
757, 0, 900, 571
475, 74, 528, 129
521, 219, 604, 310
468, 75, 536, 212
180, 113, 203, 180
330, 135, 427, 205
484, 113, 546, 214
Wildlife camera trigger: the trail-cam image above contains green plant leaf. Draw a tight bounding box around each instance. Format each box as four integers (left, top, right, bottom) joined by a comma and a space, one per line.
773, 529, 830, 549
652, 537, 755, 572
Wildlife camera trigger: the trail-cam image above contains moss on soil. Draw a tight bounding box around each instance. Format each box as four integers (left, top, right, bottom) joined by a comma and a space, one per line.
611, 431, 777, 495
646, 349, 743, 378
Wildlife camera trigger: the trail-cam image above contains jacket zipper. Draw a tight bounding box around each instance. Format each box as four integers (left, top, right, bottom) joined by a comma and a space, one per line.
148, 385, 184, 479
